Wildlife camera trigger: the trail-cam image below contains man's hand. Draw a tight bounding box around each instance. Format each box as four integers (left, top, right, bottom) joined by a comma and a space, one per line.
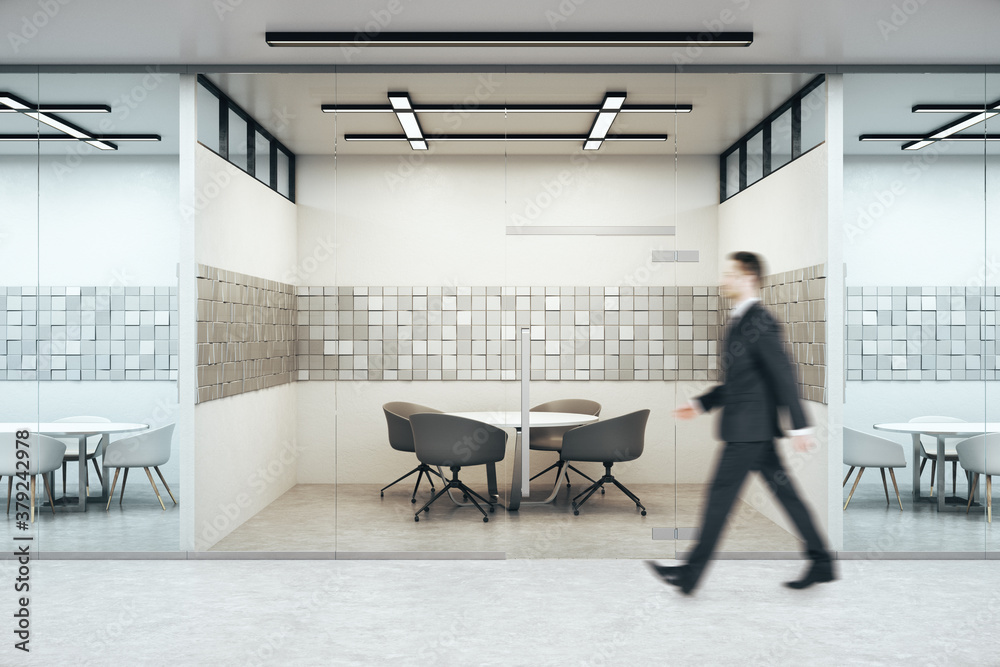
673, 404, 699, 420
791, 434, 815, 452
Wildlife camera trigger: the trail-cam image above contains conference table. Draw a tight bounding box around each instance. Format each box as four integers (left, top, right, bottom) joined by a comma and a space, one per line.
873, 422, 1000, 511
445, 411, 599, 510
0, 422, 149, 512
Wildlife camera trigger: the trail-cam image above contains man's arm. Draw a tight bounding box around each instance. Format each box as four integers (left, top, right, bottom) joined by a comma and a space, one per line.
753, 313, 811, 434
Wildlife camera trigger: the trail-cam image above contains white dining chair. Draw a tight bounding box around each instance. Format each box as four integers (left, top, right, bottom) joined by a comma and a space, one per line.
843, 427, 907, 511
103, 424, 176, 511
909, 416, 966, 497
0, 433, 66, 522
53, 415, 110, 497
955, 434, 1000, 522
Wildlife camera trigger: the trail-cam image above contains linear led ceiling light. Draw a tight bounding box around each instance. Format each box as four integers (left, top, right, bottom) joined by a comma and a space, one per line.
584, 92, 626, 150
387, 92, 427, 150
0, 91, 160, 150
332, 91, 676, 150
860, 98, 1000, 150
267, 31, 753, 48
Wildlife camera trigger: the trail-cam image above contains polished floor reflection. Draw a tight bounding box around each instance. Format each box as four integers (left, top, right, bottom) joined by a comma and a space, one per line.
15, 559, 1000, 665
209, 483, 804, 556
842, 474, 1000, 552
0, 480, 179, 552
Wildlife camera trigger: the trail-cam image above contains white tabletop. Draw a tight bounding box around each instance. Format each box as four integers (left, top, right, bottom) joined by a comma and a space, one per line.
445, 411, 599, 429
0, 422, 149, 436
873, 423, 1000, 437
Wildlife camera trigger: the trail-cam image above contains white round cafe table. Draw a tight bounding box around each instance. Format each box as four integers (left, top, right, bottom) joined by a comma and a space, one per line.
445, 411, 599, 510
0, 422, 149, 512
873, 422, 1000, 511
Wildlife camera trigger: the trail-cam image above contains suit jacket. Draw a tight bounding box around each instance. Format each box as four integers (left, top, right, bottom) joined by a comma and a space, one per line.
696, 301, 808, 443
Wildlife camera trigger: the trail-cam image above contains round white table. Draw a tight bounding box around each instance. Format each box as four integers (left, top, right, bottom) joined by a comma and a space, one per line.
0, 423, 149, 511
873, 422, 1000, 511
445, 411, 599, 510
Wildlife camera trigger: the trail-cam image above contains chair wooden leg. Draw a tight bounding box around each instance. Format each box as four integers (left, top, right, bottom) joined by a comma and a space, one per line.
62, 462, 67, 497
106, 469, 121, 511
919, 458, 927, 476
880, 468, 890, 506
144, 468, 166, 511
843, 466, 855, 488
40, 474, 56, 516
844, 467, 866, 510
154, 467, 176, 505
888, 468, 903, 511
952, 462, 957, 496
988, 476, 993, 524
967, 473, 980, 514
29, 476, 35, 523
119, 468, 129, 506
930, 459, 937, 496
91, 458, 104, 485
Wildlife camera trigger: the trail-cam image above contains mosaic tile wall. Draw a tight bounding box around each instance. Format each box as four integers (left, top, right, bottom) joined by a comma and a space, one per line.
757, 264, 827, 403
1, 285, 178, 381
846, 285, 999, 381
296, 285, 725, 382
196, 265, 297, 403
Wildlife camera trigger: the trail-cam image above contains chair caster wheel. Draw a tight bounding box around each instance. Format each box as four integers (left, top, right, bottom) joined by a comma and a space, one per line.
641, 510, 647, 516
463, 494, 469, 501
600, 488, 605, 494
489, 506, 495, 513
414, 516, 419, 522
424, 507, 430, 512
483, 517, 489, 523
410, 498, 416, 503
566, 484, 571, 489
380, 491, 384, 497
573, 510, 580, 515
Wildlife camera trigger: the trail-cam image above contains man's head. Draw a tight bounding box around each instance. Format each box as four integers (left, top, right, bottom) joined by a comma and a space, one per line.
722, 251, 764, 300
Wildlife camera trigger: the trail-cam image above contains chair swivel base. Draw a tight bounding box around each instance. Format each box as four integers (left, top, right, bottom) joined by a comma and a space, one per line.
571, 462, 646, 516
414, 467, 496, 523
529, 459, 601, 492
380, 463, 446, 503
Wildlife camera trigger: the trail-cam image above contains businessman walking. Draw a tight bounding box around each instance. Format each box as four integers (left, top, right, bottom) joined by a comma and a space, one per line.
647, 251, 834, 595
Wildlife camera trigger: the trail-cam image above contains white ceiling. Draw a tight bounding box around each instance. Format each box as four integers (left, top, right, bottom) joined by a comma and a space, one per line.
1, 0, 999, 67
206, 71, 817, 155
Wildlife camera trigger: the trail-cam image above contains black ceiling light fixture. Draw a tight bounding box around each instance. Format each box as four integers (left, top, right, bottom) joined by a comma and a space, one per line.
326, 91, 686, 151
860, 98, 1000, 150
0, 92, 160, 150
266, 31, 753, 48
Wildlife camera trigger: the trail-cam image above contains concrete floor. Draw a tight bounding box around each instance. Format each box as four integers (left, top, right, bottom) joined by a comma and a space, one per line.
7, 558, 1000, 665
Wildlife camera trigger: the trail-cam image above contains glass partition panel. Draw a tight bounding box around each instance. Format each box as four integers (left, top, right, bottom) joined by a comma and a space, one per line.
842, 72, 987, 554
676, 72, 831, 562
985, 72, 1000, 554
499, 72, 678, 559
0, 73, 40, 547
34, 72, 181, 552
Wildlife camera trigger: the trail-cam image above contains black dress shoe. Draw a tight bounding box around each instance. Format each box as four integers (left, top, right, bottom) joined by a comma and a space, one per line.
644, 561, 695, 595
784, 561, 836, 590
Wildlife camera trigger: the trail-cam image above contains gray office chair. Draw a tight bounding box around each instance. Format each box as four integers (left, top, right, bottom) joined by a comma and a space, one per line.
528, 399, 601, 493
0, 433, 66, 522
910, 416, 966, 497
955, 434, 1000, 522
381, 402, 446, 503
103, 424, 176, 511
843, 427, 906, 511
560, 409, 650, 516
409, 413, 507, 522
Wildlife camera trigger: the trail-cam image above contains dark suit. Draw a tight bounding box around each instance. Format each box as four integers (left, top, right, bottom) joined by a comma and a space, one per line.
685, 300, 829, 583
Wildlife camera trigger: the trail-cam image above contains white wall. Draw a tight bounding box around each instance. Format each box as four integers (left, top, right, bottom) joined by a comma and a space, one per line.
295, 152, 722, 488
193, 144, 298, 549
0, 153, 182, 489
717, 142, 831, 539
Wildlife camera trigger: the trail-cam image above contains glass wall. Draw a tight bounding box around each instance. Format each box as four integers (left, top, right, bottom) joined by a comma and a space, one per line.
841, 72, 988, 554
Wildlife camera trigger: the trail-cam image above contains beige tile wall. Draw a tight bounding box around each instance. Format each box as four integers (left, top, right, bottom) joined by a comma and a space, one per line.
195, 265, 296, 404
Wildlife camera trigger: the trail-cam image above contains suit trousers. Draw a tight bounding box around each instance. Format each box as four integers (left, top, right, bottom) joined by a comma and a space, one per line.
685, 440, 830, 582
